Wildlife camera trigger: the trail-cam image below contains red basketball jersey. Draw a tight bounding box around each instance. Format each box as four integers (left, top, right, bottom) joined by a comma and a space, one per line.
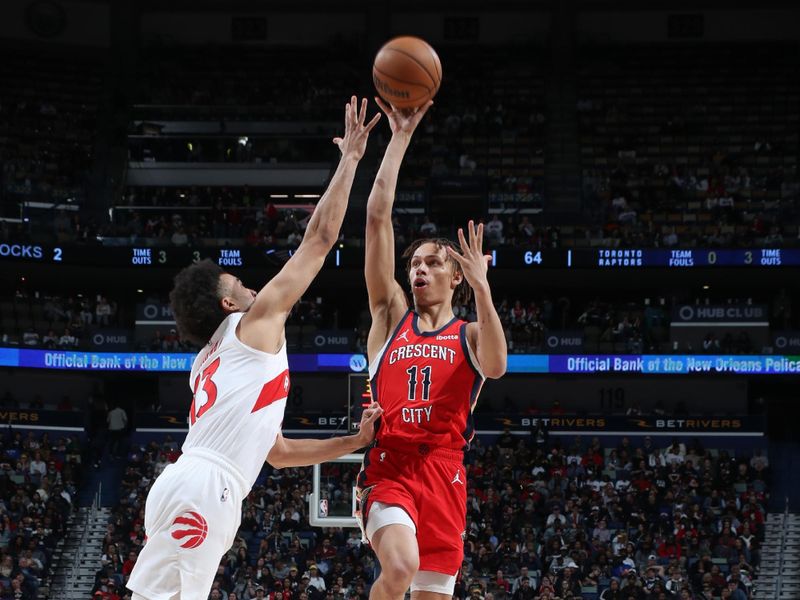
369, 309, 485, 452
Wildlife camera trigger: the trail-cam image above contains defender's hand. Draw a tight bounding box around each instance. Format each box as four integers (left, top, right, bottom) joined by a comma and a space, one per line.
334, 96, 381, 161
355, 402, 383, 446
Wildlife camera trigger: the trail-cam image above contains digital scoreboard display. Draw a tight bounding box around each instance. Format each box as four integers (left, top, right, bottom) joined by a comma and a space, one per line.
347, 372, 373, 433
1, 243, 798, 269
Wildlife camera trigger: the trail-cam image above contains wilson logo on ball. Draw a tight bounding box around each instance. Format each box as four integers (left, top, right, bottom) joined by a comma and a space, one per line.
171, 511, 208, 549
373, 74, 410, 99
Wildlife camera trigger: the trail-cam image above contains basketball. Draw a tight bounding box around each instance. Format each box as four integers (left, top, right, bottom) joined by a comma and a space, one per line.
372, 36, 442, 109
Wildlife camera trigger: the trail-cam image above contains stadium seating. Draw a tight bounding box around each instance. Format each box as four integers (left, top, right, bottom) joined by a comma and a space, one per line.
0, 431, 86, 599
2, 287, 795, 358
576, 44, 800, 249
0, 44, 105, 215
109, 433, 767, 599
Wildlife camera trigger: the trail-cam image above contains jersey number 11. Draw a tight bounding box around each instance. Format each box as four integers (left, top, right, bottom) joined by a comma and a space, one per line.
406, 365, 432, 401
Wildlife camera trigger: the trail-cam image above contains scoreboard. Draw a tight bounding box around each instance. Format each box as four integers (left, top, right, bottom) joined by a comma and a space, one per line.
1, 243, 798, 269
347, 372, 372, 433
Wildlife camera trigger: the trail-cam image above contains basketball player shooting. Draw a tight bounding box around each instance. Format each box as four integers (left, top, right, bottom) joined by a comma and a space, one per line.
127, 97, 384, 600
357, 97, 507, 599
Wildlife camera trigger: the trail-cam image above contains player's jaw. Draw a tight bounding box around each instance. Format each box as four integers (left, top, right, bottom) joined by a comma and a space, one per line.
219, 273, 257, 313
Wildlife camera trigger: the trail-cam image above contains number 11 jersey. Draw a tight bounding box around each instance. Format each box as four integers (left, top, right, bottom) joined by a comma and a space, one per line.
369, 309, 484, 453
183, 312, 290, 489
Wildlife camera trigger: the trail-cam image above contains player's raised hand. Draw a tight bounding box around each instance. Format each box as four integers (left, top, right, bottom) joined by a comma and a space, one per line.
333, 96, 381, 161
374, 97, 432, 139
355, 402, 384, 446
446, 220, 493, 292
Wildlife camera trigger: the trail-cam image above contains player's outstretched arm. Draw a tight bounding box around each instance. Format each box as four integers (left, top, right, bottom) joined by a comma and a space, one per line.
266, 402, 383, 469
447, 221, 507, 379
240, 97, 380, 349
365, 98, 432, 361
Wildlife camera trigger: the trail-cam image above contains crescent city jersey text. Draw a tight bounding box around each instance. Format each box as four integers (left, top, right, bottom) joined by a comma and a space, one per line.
369, 309, 485, 452
183, 312, 289, 489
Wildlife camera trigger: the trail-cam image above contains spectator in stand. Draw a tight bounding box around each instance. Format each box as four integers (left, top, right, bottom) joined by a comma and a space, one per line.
107, 404, 128, 459
418, 214, 437, 236
171, 226, 189, 246
57, 328, 78, 348
512, 567, 537, 593
96, 296, 113, 327
22, 329, 39, 346
511, 576, 534, 600
29, 451, 46, 478
486, 215, 504, 245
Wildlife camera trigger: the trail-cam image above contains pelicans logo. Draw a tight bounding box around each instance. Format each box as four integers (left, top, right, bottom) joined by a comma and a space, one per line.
171, 511, 208, 549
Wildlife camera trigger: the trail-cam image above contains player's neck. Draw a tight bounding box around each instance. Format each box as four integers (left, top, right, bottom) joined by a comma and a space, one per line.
413, 303, 455, 332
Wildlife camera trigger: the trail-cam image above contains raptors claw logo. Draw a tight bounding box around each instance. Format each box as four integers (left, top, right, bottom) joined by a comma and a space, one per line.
171, 511, 208, 548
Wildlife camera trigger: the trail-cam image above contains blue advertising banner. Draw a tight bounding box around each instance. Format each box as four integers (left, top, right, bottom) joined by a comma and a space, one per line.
0, 348, 798, 375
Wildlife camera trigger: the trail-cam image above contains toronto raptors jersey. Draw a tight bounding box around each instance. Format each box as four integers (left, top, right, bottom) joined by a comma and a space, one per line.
369, 309, 484, 452
183, 312, 289, 489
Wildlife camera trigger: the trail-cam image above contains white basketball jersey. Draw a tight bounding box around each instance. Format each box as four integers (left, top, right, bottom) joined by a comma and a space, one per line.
182, 312, 289, 490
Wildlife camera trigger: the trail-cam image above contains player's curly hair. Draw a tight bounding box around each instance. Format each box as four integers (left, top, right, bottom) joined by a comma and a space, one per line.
169, 259, 227, 347
402, 238, 473, 307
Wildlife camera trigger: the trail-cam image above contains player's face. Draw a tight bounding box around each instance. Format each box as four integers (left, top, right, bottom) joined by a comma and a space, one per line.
219, 273, 257, 313
408, 243, 461, 307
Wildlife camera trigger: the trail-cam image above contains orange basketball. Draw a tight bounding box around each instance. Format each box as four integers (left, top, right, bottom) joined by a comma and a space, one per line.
373, 36, 442, 109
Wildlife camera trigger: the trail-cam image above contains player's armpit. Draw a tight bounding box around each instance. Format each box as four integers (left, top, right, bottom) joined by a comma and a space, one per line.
366, 298, 408, 364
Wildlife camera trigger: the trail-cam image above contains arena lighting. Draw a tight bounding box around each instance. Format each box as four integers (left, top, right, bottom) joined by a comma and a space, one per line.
703, 284, 710, 289
295, 194, 321, 198
269, 194, 288, 199
24, 201, 79, 212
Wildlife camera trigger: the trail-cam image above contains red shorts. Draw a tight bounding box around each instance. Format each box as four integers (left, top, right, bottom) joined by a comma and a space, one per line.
357, 443, 466, 575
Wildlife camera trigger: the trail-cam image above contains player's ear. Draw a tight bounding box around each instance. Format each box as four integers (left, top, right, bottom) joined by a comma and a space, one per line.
220, 295, 238, 313
451, 266, 463, 288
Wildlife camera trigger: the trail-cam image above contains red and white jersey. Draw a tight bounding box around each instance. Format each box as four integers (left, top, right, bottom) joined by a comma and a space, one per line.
183, 312, 289, 489
369, 309, 485, 452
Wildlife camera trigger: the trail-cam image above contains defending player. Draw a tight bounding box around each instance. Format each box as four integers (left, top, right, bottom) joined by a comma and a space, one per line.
127, 97, 383, 600
358, 97, 507, 600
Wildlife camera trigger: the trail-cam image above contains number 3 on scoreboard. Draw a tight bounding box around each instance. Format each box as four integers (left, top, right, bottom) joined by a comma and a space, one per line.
189, 357, 221, 424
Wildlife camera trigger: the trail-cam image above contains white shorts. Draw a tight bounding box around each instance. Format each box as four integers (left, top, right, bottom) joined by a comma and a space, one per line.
126, 450, 247, 600
366, 501, 457, 595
